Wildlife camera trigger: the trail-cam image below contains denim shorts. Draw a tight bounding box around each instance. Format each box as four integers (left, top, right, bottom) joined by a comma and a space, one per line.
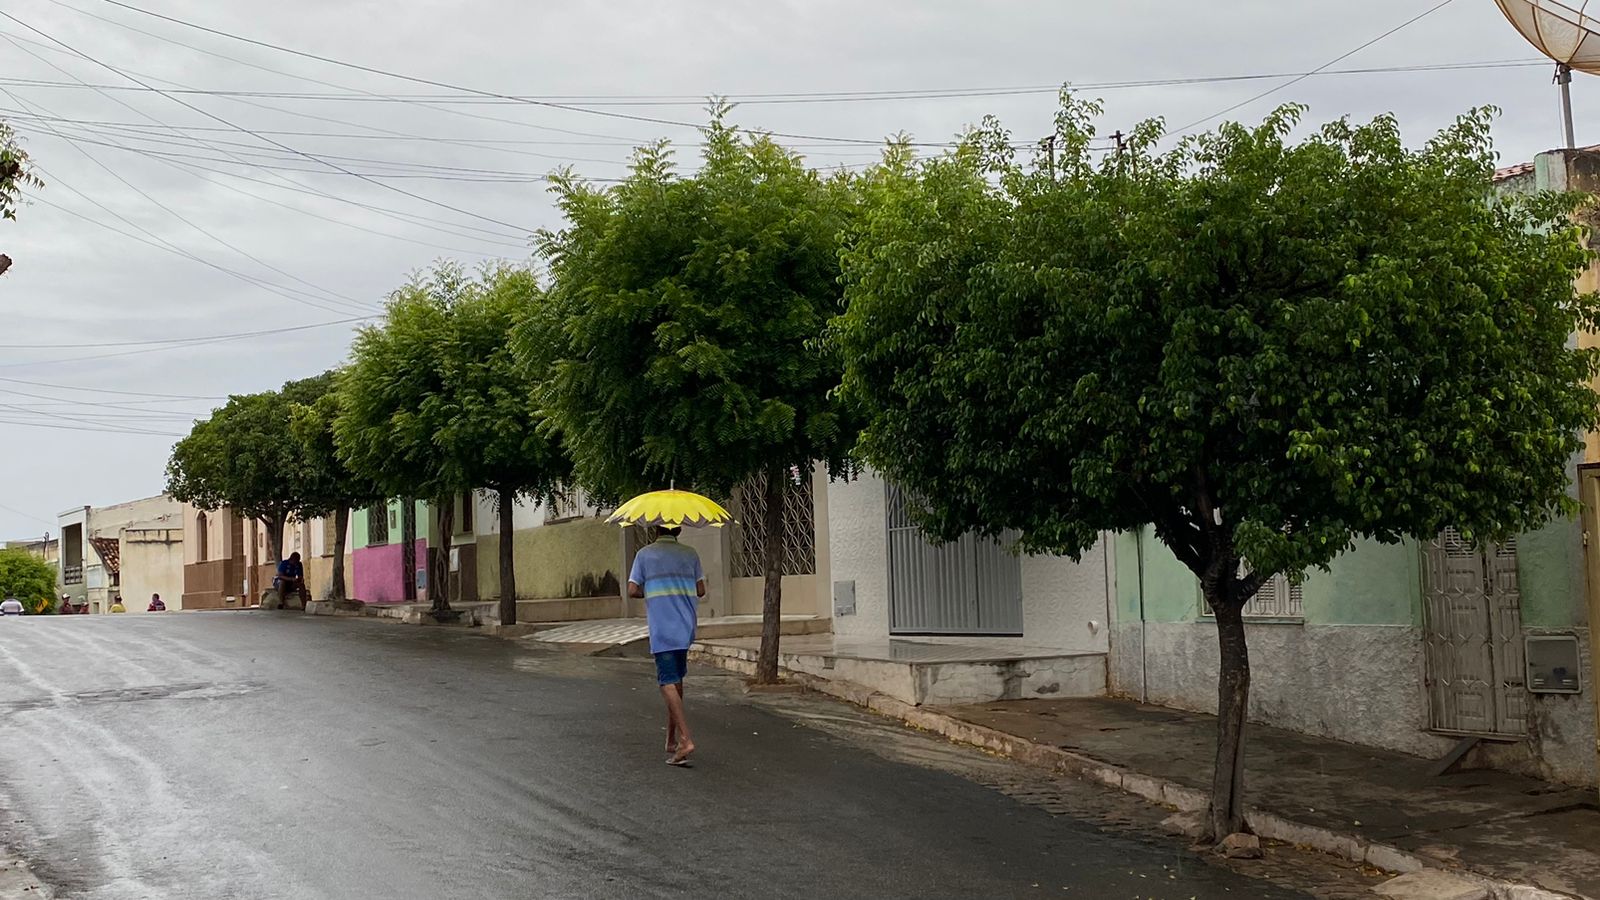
654, 649, 689, 686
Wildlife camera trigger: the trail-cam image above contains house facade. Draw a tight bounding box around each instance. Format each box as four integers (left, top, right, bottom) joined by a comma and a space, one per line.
182, 505, 352, 608
58, 495, 183, 614
351, 499, 434, 604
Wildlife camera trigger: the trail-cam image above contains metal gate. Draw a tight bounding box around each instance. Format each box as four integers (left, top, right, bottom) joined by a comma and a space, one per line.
1421, 528, 1527, 737
885, 482, 1023, 635
401, 501, 417, 602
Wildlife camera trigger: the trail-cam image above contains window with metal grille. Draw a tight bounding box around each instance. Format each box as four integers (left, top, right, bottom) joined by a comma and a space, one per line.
730, 468, 816, 578
322, 516, 338, 557
1201, 563, 1305, 620
367, 505, 389, 545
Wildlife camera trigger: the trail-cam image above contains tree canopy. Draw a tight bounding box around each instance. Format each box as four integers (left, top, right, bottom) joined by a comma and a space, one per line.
536, 121, 858, 502
832, 98, 1600, 837
0, 120, 40, 223
535, 119, 859, 681
336, 261, 567, 616
166, 374, 334, 563
0, 548, 57, 614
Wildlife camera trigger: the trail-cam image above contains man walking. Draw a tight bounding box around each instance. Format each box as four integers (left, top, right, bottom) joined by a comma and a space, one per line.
627, 526, 705, 766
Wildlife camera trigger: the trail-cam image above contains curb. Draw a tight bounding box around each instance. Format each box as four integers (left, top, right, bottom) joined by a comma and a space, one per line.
690, 645, 1581, 900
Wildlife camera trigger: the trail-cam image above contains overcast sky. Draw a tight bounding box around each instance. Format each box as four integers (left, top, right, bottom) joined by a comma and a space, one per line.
0, 0, 1583, 539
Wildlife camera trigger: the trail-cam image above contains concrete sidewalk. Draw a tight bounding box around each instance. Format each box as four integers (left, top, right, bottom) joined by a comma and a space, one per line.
692, 634, 1598, 899
943, 698, 1599, 899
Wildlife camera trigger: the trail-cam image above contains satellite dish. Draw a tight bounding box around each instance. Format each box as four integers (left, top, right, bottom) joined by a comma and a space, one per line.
1494, 0, 1600, 147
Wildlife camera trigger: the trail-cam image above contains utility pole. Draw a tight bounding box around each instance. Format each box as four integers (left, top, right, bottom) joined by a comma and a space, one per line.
1043, 134, 1056, 178
1556, 63, 1577, 149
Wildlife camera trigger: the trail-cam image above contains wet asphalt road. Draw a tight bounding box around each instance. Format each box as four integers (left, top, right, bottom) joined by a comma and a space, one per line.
0, 612, 1306, 899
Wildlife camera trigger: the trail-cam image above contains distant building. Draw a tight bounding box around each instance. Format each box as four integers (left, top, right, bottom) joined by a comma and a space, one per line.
58, 496, 183, 614
3, 536, 59, 567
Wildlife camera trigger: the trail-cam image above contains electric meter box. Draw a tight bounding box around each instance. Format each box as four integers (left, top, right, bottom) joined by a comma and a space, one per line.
1526, 635, 1583, 694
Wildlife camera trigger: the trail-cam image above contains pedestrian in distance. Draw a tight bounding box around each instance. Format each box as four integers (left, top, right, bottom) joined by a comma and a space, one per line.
0, 591, 23, 616
627, 526, 705, 767
109, 596, 125, 614
146, 593, 166, 612
58, 593, 74, 615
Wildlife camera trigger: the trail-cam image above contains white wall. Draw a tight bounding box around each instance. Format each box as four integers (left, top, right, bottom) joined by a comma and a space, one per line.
826, 468, 1111, 653
828, 469, 890, 641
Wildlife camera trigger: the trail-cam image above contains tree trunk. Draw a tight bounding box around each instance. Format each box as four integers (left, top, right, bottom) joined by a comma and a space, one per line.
431, 497, 454, 615
330, 506, 349, 602
753, 464, 787, 684
1207, 589, 1251, 841
498, 487, 517, 626
266, 512, 286, 565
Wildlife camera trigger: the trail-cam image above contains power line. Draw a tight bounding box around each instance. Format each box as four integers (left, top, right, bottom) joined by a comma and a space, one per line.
0, 501, 55, 527
84, 0, 972, 148
0, 315, 374, 350
25, 173, 368, 317
0, 376, 224, 401
0, 35, 535, 245
1167, 0, 1462, 139
0, 414, 181, 437
27, 2, 653, 144
0, 10, 536, 233
0, 385, 203, 419
0, 80, 374, 315
0, 58, 1548, 106
0, 399, 182, 436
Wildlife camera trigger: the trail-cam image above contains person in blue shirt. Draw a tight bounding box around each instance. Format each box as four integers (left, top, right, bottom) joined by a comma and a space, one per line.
275, 552, 307, 606
628, 527, 705, 766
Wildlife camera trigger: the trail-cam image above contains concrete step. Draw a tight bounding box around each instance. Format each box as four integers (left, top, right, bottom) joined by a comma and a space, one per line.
695, 636, 1106, 706
515, 596, 628, 623
528, 615, 829, 647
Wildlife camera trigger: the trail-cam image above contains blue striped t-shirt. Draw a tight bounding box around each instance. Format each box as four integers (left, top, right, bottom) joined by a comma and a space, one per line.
628, 536, 704, 653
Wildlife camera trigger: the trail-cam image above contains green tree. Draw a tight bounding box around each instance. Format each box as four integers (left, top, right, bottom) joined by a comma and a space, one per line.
167, 375, 332, 569
336, 261, 567, 622
832, 99, 1600, 840
0, 120, 42, 277
536, 118, 857, 683
0, 548, 56, 614
290, 377, 384, 602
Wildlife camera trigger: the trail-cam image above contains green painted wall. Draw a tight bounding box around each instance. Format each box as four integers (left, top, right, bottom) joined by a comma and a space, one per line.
1517, 515, 1583, 628
475, 517, 622, 600
1116, 521, 1583, 629
352, 499, 432, 550
1301, 538, 1419, 627
1113, 527, 1202, 623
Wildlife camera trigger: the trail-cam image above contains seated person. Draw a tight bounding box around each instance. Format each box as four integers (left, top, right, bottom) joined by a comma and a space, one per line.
146, 593, 166, 612
275, 552, 308, 603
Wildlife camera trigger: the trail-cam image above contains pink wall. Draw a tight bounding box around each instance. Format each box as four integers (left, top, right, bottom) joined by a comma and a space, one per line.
353, 540, 426, 604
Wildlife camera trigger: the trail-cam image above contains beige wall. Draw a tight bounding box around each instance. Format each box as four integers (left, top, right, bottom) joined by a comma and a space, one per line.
120, 526, 184, 612
475, 516, 621, 601
720, 464, 832, 618
183, 504, 236, 565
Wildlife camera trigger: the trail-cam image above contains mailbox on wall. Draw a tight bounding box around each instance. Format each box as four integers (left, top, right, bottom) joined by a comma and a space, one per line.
1526, 635, 1583, 694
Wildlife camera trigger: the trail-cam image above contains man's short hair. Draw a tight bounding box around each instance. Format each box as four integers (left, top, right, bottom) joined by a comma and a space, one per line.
660, 526, 682, 537
290, 552, 301, 560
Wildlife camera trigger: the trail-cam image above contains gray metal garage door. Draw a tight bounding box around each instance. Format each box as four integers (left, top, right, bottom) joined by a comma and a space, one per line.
885, 481, 1023, 635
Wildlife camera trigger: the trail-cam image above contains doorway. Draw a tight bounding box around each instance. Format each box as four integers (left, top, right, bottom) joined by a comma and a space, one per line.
1420, 527, 1527, 737
884, 482, 1023, 635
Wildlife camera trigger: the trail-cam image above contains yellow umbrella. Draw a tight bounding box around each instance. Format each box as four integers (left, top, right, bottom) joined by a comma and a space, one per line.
605, 488, 735, 528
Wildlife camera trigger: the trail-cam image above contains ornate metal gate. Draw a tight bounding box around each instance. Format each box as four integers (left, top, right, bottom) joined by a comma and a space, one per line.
1421, 528, 1527, 737
885, 482, 1022, 635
